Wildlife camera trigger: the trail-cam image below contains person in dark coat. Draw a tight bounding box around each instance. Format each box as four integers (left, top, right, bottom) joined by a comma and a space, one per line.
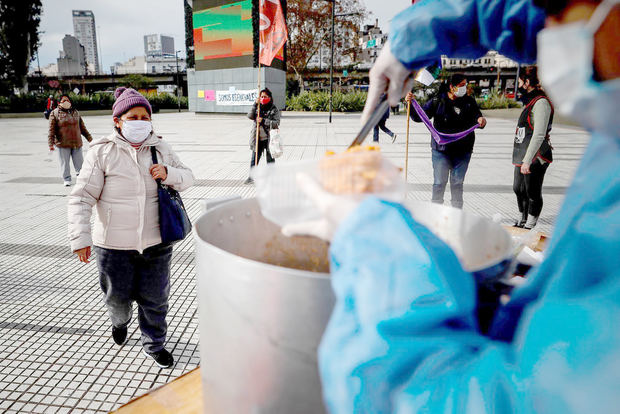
406, 74, 487, 208
245, 88, 280, 185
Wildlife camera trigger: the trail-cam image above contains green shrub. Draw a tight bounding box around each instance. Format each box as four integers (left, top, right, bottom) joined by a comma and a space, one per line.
286, 91, 368, 112
0, 91, 188, 113
476, 92, 521, 109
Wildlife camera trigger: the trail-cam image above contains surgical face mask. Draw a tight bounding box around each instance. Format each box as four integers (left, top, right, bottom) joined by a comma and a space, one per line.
260, 96, 271, 105
537, 0, 620, 137
454, 86, 467, 98
120, 120, 152, 143
59, 101, 71, 109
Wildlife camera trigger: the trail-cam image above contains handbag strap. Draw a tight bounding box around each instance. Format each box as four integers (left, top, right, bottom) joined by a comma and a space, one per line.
150, 146, 163, 186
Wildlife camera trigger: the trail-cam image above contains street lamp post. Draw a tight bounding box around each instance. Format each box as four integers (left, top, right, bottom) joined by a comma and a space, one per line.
175, 50, 181, 112
329, 0, 335, 123
514, 64, 520, 100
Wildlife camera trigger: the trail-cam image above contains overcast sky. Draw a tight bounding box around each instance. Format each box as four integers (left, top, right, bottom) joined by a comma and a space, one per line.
34, 0, 412, 73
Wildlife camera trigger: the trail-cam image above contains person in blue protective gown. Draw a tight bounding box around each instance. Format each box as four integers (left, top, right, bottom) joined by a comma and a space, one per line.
283, 0, 620, 412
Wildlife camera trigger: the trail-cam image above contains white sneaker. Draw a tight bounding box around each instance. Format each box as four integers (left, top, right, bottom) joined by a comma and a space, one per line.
392, 134, 398, 143
63, 181, 71, 187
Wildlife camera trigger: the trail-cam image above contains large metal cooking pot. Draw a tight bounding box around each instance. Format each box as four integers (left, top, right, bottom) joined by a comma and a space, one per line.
194, 197, 513, 413
194, 198, 334, 414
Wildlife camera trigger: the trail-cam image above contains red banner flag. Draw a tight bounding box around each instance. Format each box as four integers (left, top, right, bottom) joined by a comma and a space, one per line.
259, 0, 288, 66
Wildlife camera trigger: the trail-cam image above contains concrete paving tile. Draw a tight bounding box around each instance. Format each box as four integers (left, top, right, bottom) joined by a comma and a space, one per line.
0, 111, 588, 412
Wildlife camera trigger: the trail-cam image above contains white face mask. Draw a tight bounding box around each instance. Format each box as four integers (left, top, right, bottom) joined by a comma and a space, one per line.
120, 120, 152, 144
537, 0, 620, 137
59, 101, 71, 109
454, 85, 467, 98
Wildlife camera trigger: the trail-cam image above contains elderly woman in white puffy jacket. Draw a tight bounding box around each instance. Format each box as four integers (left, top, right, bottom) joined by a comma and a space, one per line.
67, 87, 194, 369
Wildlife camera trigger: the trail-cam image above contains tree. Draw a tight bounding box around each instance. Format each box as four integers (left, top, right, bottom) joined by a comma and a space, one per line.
184, 0, 195, 69
287, 0, 366, 90
118, 74, 154, 90
0, 0, 42, 94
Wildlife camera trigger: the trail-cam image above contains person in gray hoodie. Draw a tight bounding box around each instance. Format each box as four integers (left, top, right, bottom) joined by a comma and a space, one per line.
67, 87, 194, 369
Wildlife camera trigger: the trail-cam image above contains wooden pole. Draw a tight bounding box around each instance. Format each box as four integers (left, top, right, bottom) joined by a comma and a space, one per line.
405, 100, 411, 181
255, 61, 261, 167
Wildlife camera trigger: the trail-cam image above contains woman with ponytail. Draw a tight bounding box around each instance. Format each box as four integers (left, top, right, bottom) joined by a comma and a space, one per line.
512, 66, 554, 229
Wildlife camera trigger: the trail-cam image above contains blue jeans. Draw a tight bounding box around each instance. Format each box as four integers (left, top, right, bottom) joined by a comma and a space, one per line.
373, 119, 394, 142
94, 243, 173, 352
431, 149, 472, 209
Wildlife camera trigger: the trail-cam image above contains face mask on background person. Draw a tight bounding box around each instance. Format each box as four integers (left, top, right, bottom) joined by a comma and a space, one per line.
260, 96, 271, 105
537, 0, 620, 137
121, 120, 152, 143
454, 86, 467, 97
59, 101, 71, 110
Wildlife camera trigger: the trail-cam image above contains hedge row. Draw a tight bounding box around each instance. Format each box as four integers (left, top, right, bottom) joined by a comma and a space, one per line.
286, 90, 520, 112
286, 91, 368, 112
0, 92, 188, 113
476, 93, 521, 109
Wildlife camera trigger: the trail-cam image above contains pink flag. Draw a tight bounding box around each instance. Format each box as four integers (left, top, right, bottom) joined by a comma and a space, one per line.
259, 0, 288, 66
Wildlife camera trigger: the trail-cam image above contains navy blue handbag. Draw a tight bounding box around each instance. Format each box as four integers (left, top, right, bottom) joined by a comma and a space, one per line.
151, 146, 192, 243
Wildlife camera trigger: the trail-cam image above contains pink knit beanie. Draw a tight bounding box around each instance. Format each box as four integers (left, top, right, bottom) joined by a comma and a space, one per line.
112, 87, 152, 118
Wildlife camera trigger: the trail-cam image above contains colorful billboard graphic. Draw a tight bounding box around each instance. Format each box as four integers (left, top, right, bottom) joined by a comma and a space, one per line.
193, 0, 253, 69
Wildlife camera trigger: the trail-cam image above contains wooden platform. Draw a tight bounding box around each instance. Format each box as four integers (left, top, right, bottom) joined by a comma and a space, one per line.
112, 367, 203, 413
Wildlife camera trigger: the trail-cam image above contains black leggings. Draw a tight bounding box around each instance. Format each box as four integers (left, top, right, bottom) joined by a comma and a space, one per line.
250, 139, 274, 168
513, 160, 549, 219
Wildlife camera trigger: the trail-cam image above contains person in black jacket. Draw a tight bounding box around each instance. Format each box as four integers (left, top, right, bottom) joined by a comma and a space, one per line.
245, 88, 280, 184
406, 74, 486, 208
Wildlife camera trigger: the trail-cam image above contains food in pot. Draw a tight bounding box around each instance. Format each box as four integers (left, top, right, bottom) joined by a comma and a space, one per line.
319, 145, 398, 194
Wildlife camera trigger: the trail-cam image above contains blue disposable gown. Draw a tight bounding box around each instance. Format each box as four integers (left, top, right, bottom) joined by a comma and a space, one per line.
319, 0, 620, 413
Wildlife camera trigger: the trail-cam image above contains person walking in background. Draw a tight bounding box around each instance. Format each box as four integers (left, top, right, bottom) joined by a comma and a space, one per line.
245, 88, 280, 185
373, 93, 398, 143
406, 74, 487, 209
48, 94, 92, 187
44, 95, 56, 119
512, 66, 554, 229
67, 87, 194, 369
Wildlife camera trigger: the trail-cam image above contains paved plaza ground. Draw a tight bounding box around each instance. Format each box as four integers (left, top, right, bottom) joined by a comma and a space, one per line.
0, 110, 589, 413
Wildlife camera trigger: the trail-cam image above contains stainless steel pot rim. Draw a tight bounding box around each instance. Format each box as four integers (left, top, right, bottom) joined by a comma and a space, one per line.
195, 198, 512, 279
193, 213, 332, 280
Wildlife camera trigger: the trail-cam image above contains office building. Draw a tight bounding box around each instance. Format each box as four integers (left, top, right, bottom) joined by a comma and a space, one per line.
57, 35, 87, 76
144, 34, 175, 59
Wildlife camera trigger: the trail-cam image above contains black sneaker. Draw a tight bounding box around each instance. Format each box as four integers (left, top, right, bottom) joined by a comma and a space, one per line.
142, 348, 174, 369
112, 326, 127, 346
244, 177, 254, 185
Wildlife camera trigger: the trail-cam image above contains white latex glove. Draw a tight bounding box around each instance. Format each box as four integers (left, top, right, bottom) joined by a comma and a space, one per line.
361, 42, 414, 126
281, 173, 360, 241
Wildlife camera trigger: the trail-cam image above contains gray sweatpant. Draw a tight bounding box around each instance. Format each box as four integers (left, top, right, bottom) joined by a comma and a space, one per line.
58, 147, 83, 182
94, 243, 173, 352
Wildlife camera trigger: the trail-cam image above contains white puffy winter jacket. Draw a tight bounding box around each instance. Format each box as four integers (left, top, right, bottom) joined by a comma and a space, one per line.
67, 130, 194, 253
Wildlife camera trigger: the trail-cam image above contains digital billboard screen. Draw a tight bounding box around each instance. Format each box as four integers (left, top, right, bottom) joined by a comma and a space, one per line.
193, 0, 285, 71
193, 0, 253, 70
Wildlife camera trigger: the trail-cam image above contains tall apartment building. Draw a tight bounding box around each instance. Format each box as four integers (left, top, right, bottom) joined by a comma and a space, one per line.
72, 10, 100, 74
